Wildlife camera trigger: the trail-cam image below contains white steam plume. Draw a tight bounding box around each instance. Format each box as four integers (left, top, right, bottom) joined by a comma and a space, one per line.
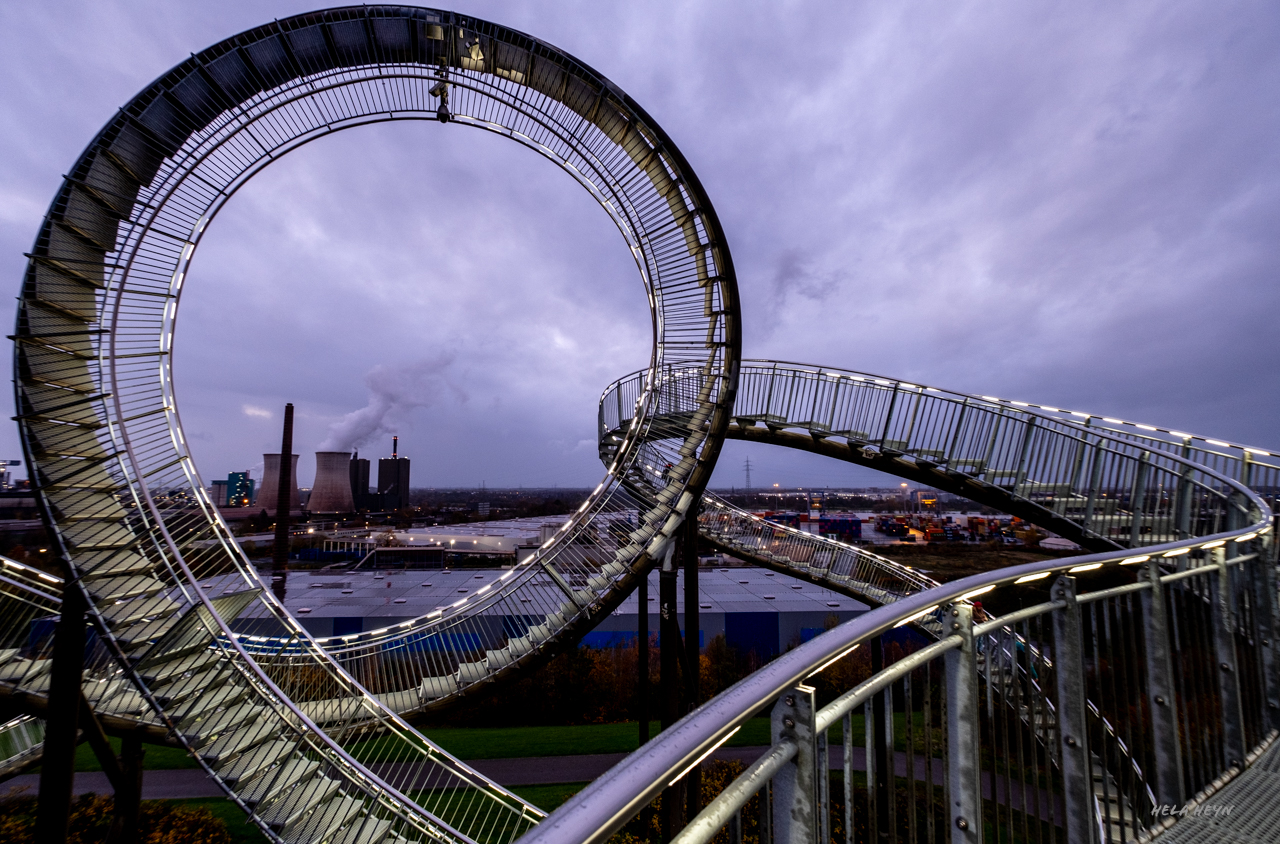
318, 356, 460, 452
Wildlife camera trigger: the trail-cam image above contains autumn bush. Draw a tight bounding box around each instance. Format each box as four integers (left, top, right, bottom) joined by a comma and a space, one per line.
0, 789, 232, 844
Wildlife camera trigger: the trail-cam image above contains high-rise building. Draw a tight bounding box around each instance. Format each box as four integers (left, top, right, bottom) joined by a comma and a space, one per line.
377, 436, 411, 510
227, 471, 255, 507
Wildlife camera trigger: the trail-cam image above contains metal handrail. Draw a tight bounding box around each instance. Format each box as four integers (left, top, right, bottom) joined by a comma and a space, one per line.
518, 516, 1273, 844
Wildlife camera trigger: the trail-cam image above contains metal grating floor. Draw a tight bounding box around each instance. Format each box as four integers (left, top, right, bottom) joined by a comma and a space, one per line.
1154, 741, 1280, 844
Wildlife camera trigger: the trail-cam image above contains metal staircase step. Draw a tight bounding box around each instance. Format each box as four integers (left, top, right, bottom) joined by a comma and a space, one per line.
456, 660, 488, 683
186, 702, 263, 745
201, 719, 279, 765
260, 775, 340, 830
86, 574, 164, 603
154, 667, 226, 707
100, 593, 180, 627
0, 658, 51, 683
329, 816, 391, 844
0, 649, 18, 665
237, 756, 319, 808
172, 682, 249, 725
138, 647, 220, 684
62, 520, 136, 550
114, 614, 180, 650
215, 739, 294, 786
132, 589, 259, 663
281, 794, 364, 844
418, 674, 456, 701
79, 550, 150, 579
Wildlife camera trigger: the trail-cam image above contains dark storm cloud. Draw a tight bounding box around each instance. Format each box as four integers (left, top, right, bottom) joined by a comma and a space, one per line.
1, 1, 1277, 490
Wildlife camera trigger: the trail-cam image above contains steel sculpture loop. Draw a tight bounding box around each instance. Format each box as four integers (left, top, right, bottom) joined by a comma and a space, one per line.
11, 7, 738, 843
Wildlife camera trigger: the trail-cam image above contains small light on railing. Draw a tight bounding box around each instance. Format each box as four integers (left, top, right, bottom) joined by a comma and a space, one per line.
1068, 563, 1102, 573
807, 643, 861, 678
961, 585, 995, 600
1207, 440, 1230, 447
1200, 540, 1225, 549
1120, 555, 1150, 565
1162, 548, 1192, 557
894, 604, 939, 628
1103, 418, 1123, 424
1234, 533, 1258, 543
1015, 572, 1051, 583
1260, 525, 1273, 535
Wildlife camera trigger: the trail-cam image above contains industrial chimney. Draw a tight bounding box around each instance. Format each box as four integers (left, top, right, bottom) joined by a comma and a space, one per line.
256, 453, 299, 515
309, 452, 355, 513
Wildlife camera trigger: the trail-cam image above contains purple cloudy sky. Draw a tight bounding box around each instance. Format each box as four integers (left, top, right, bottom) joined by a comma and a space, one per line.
2, 2, 1278, 490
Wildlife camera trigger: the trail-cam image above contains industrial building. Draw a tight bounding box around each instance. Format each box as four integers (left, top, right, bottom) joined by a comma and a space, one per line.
255, 453, 300, 515
308, 451, 356, 513
221, 566, 868, 659
377, 436, 411, 510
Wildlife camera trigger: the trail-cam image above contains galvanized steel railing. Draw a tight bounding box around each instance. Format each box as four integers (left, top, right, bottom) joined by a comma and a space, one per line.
521, 523, 1276, 844
602, 362, 1272, 553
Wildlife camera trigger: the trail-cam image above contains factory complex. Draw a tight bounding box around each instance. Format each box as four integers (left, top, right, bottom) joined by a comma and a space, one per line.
212, 436, 413, 515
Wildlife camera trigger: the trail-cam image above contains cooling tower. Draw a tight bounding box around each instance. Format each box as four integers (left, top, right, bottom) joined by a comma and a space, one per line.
256, 453, 299, 514
308, 451, 355, 513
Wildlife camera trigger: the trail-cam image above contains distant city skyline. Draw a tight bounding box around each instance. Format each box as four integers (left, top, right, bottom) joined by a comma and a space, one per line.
4, 2, 1278, 489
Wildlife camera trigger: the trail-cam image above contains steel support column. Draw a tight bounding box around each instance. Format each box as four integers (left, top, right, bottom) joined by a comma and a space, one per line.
34, 583, 87, 842
682, 506, 702, 815
661, 544, 684, 841
640, 568, 651, 746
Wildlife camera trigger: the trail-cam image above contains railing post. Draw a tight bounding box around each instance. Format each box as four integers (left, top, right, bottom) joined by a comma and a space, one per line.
945, 602, 982, 844
1210, 549, 1246, 769
1249, 546, 1280, 732
1128, 451, 1150, 548
771, 684, 818, 844
1052, 576, 1096, 844
1140, 559, 1184, 807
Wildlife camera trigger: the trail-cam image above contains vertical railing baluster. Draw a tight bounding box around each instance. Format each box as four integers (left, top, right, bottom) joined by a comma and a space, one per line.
945, 602, 982, 844
1051, 575, 1095, 844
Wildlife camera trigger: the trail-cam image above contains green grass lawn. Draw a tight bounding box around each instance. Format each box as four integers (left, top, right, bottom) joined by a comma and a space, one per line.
510, 782, 589, 814
56, 737, 200, 772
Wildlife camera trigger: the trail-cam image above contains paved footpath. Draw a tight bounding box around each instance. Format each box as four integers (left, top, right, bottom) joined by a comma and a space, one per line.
3, 748, 776, 799
3, 745, 911, 800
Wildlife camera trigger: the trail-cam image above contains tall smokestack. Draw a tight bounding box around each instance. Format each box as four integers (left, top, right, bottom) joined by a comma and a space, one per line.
309, 452, 356, 513
273, 404, 294, 570
393, 435, 398, 459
